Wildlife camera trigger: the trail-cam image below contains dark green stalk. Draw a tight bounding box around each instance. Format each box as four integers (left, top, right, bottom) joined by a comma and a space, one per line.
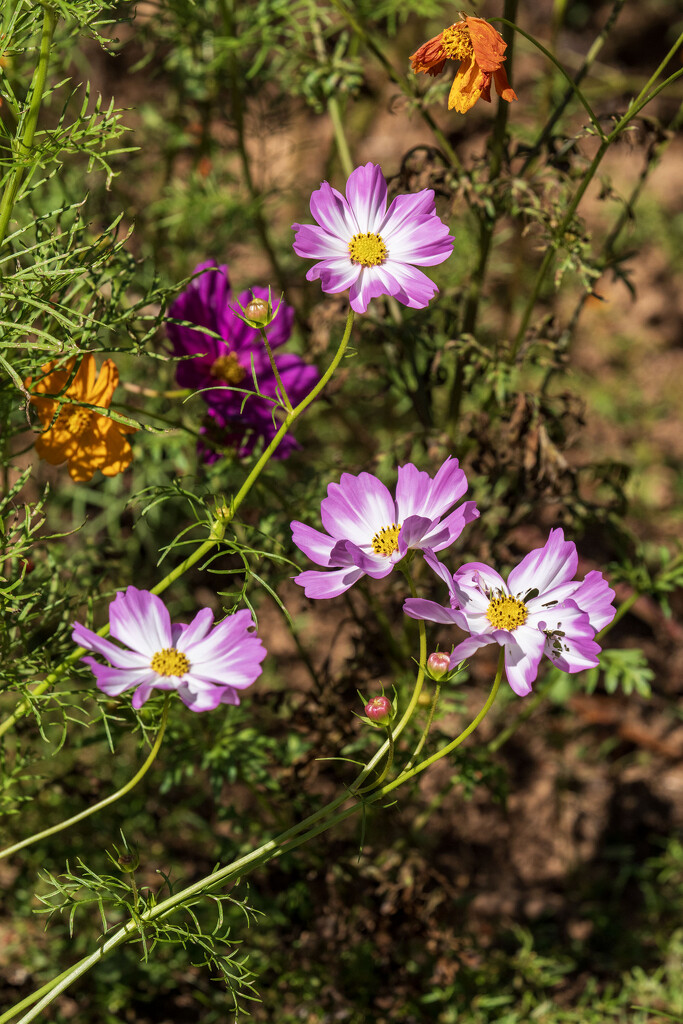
8, 652, 503, 1022
520, 0, 626, 173
510, 61, 683, 361
0, 6, 57, 252
460, 0, 518, 340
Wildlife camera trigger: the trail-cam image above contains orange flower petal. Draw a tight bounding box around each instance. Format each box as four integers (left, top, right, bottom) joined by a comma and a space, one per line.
26, 354, 133, 481
465, 16, 507, 73
87, 358, 119, 408
65, 415, 133, 482
410, 31, 447, 75
448, 56, 487, 113
493, 66, 518, 103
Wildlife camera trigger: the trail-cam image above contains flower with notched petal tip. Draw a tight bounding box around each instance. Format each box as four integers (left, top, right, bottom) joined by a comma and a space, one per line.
410, 16, 517, 114
73, 587, 266, 713
25, 355, 135, 482
404, 529, 615, 697
292, 163, 454, 314
291, 457, 478, 599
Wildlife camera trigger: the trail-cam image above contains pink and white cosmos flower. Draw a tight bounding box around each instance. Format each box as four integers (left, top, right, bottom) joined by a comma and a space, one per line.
404, 529, 616, 696
73, 587, 266, 712
292, 162, 454, 314
291, 458, 479, 599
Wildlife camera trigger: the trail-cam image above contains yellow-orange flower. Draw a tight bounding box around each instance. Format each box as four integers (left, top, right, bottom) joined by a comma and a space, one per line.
26, 355, 135, 482
410, 16, 517, 114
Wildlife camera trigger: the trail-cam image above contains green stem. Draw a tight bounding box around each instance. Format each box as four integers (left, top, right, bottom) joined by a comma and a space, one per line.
0, 5, 57, 251
328, 0, 464, 173
460, 0, 518, 341
356, 727, 394, 794
0, 699, 170, 861
403, 682, 440, 771
493, 17, 606, 142
521, 0, 626, 172
259, 326, 292, 412
328, 95, 354, 179
511, 57, 683, 360
0, 309, 356, 737
9, 653, 504, 1022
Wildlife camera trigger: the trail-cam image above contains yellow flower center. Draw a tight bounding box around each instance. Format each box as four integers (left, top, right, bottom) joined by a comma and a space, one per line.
348, 232, 388, 267
441, 22, 474, 62
210, 353, 247, 385
486, 595, 528, 631
150, 648, 191, 676
55, 404, 92, 437
371, 523, 401, 557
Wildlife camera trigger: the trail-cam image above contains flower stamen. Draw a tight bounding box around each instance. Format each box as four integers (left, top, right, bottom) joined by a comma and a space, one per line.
55, 404, 92, 437
348, 232, 388, 267
150, 648, 191, 677
371, 523, 401, 557
486, 594, 528, 631
440, 22, 473, 62
210, 353, 247, 385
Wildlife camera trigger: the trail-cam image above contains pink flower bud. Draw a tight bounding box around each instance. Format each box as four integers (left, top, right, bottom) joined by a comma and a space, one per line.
365, 695, 392, 724
427, 651, 450, 680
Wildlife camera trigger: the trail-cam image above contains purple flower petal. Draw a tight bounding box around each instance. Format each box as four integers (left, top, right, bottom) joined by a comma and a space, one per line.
76, 591, 266, 713
344, 162, 388, 233
308, 181, 357, 239
82, 659, 158, 697
454, 562, 507, 594
348, 268, 395, 314
381, 261, 441, 308
449, 634, 494, 666
293, 163, 453, 313
508, 528, 578, 598
294, 567, 365, 599
503, 626, 545, 696
109, 588, 173, 657
403, 598, 467, 627
72, 623, 150, 669
291, 520, 337, 566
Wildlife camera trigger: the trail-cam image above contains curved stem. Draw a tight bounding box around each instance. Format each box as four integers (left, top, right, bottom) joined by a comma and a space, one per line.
520, 0, 626, 172
9, 652, 504, 1022
0, 699, 170, 861
493, 17, 606, 142
403, 682, 441, 772
258, 326, 292, 412
328, 95, 354, 179
511, 58, 683, 360
0, 5, 57, 252
0, 309, 355, 737
460, 0, 518, 344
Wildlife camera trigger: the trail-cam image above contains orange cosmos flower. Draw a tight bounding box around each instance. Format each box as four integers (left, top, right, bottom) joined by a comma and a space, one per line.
26, 355, 135, 482
410, 16, 517, 114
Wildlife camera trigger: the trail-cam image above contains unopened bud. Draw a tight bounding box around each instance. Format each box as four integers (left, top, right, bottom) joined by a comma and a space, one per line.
116, 848, 139, 872
244, 298, 270, 325
365, 695, 392, 724
427, 651, 451, 680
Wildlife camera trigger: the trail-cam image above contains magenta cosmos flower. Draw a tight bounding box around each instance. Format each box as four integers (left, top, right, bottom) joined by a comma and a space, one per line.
404, 529, 616, 696
166, 262, 318, 459
292, 162, 454, 314
73, 587, 266, 712
291, 458, 478, 599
